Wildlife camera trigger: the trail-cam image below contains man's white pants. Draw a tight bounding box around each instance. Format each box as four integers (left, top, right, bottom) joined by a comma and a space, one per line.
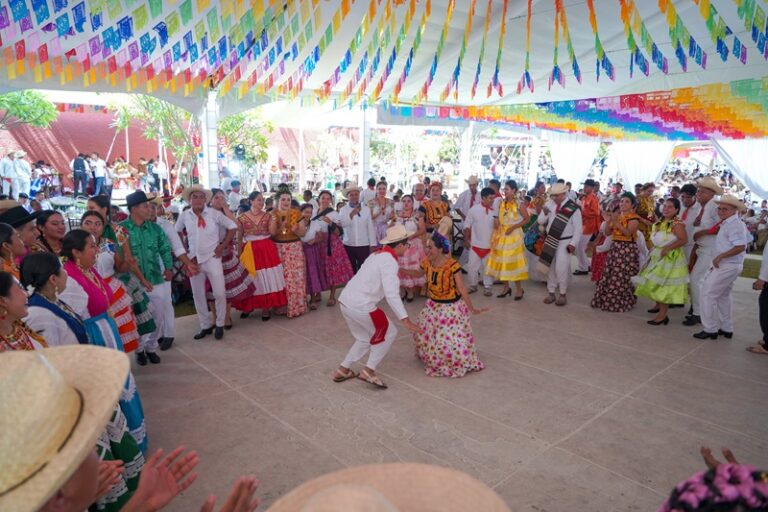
700, 264, 741, 333
190, 257, 226, 330
466, 248, 493, 289
141, 282, 174, 353
1, 176, 11, 195
547, 242, 572, 294
575, 233, 592, 271
13, 176, 30, 198
690, 249, 714, 316
340, 304, 397, 371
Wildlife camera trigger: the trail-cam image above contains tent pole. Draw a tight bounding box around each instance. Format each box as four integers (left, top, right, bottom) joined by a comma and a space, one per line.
199, 91, 219, 188
105, 129, 119, 162
358, 105, 370, 187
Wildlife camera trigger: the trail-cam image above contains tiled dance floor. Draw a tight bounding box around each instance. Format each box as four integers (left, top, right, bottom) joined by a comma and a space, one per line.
135, 274, 768, 511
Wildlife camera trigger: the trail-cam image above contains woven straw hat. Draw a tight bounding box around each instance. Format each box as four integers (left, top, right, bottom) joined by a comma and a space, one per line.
716, 194, 747, 212
267, 463, 510, 512
379, 224, 412, 245
697, 176, 724, 195
341, 185, 363, 199
465, 175, 480, 185
0, 346, 129, 511
548, 183, 568, 196
182, 184, 213, 203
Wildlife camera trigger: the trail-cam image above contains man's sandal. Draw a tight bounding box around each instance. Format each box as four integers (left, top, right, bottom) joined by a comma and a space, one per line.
332, 368, 358, 382
746, 345, 768, 356
358, 368, 388, 389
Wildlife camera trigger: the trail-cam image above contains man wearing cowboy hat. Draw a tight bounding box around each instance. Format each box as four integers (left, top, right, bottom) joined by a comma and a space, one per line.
338, 185, 377, 273
537, 182, 583, 306
693, 194, 749, 340
684, 176, 724, 326
176, 185, 237, 341
333, 224, 421, 389
454, 175, 482, 222
12, 149, 31, 198
122, 190, 174, 365
0, 149, 16, 196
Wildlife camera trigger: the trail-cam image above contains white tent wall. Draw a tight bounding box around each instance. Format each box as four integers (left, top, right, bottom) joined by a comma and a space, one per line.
546, 131, 601, 187
610, 141, 676, 187
710, 139, 768, 201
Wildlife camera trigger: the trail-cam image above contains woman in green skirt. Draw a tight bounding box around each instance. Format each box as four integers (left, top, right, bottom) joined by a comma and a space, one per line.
633, 197, 689, 325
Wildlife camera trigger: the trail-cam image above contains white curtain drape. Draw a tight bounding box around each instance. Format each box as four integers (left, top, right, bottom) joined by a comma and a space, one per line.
610, 141, 675, 187
710, 139, 768, 200
546, 131, 601, 187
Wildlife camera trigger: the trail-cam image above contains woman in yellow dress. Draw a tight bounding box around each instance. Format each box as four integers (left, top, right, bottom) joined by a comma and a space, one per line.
636, 182, 657, 245
486, 180, 529, 299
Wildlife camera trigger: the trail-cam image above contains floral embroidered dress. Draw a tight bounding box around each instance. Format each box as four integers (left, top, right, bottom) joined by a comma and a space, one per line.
413, 258, 484, 378
272, 208, 307, 318
591, 213, 641, 312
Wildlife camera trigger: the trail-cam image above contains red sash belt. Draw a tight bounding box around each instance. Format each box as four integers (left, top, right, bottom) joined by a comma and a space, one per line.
369, 308, 389, 345
472, 246, 491, 259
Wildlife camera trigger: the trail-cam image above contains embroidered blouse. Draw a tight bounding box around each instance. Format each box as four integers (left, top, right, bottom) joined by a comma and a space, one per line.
0, 320, 48, 352
419, 200, 449, 229
272, 208, 302, 243
238, 211, 272, 239
421, 258, 462, 303
612, 212, 640, 242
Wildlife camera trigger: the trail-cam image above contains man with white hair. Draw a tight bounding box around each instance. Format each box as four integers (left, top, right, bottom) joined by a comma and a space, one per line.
412, 182, 427, 210
12, 150, 31, 198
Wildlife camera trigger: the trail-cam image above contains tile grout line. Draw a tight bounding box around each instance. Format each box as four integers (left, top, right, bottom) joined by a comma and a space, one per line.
489, 341, 707, 493
679, 359, 768, 388
176, 345, 347, 468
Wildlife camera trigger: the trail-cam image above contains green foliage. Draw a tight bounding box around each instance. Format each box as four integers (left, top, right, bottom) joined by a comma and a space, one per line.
217, 110, 272, 166
437, 132, 460, 163
0, 91, 58, 130
111, 95, 199, 181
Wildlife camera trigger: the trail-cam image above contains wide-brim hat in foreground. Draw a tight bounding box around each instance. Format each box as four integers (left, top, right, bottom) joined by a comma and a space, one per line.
181, 184, 213, 203
0, 346, 129, 512
341, 185, 363, 199
465, 175, 480, 185
548, 183, 568, 196
125, 190, 154, 209
267, 463, 510, 512
0, 200, 20, 214
697, 176, 724, 195
379, 224, 413, 245
716, 194, 747, 211
0, 205, 41, 227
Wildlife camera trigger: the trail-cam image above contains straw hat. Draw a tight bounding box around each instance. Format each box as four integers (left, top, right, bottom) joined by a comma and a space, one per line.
697, 176, 724, 195
465, 175, 480, 185
0, 199, 20, 213
267, 463, 510, 512
715, 194, 747, 211
13, 150, 26, 158
341, 185, 363, 199
379, 224, 412, 245
182, 184, 213, 203
0, 346, 130, 511
548, 183, 568, 196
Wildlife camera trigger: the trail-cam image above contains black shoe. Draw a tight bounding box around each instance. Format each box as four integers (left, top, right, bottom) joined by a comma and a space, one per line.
214, 326, 224, 340
159, 337, 174, 351
135, 351, 148, 366
224, 324, 233, 331
682, 315, 701, 326
647, 307, 660, 313
669, 304, 684, 309
147, 352, 161, 364
514, 290, 525, 301
573, 270, 589, 276
693, 331, 718, 340
193, 327, 214, 340
718, 329, 734, 339
497, 289, 512, 298
240, 312, 250, 319
262, 313, 271, 322
647, 317, 669, 326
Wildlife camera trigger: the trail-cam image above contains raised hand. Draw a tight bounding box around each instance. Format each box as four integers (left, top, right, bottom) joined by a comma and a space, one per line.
199, 476, 260, 512
96, 459, 124, 499
123, 446, 200, 512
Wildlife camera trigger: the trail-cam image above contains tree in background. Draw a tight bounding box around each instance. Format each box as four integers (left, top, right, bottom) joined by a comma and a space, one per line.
112, 95, 200, 188
0, 91, 58, 131
217, 110, 272, 168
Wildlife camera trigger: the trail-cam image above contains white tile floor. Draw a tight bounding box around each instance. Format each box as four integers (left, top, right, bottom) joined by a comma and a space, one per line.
134, 274, 768, 511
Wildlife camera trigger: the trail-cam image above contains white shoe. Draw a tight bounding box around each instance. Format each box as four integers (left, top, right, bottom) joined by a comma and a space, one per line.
483, 288, 493, 297
468, 286, 478, 294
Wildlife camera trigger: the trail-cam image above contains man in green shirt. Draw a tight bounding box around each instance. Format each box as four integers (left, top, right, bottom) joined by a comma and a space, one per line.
122, 190, 174, 366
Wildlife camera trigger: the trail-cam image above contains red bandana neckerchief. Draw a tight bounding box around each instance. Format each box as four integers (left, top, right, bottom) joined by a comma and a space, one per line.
377, 245, 399, 262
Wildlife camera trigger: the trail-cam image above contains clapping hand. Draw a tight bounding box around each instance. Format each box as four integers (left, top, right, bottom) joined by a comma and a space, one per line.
199, 476, 260, 512
96, 460, 124, 499
123, 446, 200, 512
